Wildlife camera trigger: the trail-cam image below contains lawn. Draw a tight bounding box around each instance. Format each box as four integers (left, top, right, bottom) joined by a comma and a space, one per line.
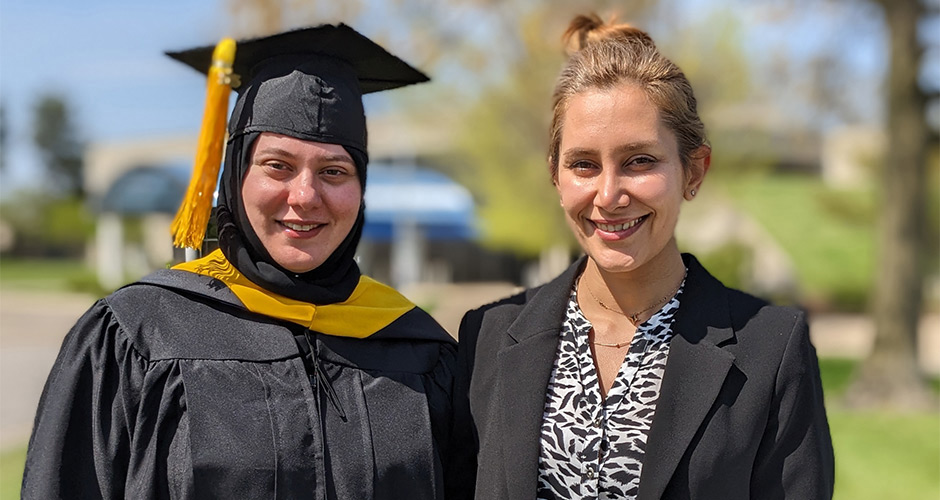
0, 257, 106, 295
0, 447, 25, 500
719, 174, 876, 310
830, 410, 939, 499
0, 359, 935, 498
821, 361, 939, 500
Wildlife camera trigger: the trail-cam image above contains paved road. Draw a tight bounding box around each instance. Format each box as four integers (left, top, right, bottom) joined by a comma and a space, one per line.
1, 287, 937, 453
0, 289, 98, 451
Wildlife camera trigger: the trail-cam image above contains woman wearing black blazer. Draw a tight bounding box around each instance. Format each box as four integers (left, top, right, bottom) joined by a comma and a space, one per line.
446, 13, 834, 500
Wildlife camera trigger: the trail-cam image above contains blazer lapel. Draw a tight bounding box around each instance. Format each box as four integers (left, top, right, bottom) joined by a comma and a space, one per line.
638, 256, 736, 500
496, 258, 585, 500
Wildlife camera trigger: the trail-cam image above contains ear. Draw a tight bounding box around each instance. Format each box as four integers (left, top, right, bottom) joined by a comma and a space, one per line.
684, 146, 711, 200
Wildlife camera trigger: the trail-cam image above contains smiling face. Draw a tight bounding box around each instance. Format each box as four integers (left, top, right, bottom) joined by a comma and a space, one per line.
555, 84, 707, 276
241, 132, 362, 274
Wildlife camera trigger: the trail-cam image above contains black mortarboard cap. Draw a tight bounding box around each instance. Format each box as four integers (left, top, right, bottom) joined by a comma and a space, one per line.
166, 23, 428, 95
166, 23, 429, 156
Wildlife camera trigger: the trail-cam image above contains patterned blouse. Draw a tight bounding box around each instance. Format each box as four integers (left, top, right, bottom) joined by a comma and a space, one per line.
536, 280, 684, 500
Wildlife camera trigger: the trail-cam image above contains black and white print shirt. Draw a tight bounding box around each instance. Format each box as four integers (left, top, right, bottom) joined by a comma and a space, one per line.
536, 280, 684, 500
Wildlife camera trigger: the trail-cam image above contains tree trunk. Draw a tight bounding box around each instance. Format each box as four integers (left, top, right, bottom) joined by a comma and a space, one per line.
845, 0, 936, 411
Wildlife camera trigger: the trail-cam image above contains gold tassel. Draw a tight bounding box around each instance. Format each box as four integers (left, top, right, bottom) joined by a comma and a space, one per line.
171, 38, 237, 250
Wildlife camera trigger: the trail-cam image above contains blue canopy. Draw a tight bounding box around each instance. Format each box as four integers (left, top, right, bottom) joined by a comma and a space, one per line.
99, 165, 189, 214
363, 163, 476, 241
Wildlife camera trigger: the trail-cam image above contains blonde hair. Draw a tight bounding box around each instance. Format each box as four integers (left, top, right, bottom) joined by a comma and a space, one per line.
548, 13, 708, 178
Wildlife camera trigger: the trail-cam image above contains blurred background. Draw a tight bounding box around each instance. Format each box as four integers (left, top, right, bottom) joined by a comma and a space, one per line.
0, 0, 938, 497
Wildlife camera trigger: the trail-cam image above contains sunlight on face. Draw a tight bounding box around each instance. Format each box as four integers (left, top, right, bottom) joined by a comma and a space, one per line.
242, 132, 362, 273
555, 84, 703, 276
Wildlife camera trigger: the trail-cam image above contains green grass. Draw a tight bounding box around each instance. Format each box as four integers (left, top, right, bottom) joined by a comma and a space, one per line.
0, 257, 107, 295
830, 410, 939, 499
0, 446, 25, 500
720, 174, 876, 310
819, 358, 859, 399
820, 358, 940, 499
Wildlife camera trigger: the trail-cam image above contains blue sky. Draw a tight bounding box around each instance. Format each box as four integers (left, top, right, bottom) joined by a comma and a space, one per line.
0, 0, 452, 194
1, 0, 229, 192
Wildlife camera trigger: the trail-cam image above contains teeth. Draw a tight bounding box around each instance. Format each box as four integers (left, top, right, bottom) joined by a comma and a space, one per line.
283, 222, 318, 231
596, 217, 644, 232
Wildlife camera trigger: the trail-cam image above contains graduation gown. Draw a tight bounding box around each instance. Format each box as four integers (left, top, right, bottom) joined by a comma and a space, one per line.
22, 269, 457, 500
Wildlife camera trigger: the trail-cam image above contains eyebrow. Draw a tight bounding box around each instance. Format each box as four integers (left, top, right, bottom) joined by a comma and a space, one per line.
561, 141, 660, 161
253, 147, 355, 164
321, 154, 356, 165
253, 147, 298, 159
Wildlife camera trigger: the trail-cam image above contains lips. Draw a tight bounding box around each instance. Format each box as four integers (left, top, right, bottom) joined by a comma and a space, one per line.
592, 215, 647, 232
280, 221, 324, 232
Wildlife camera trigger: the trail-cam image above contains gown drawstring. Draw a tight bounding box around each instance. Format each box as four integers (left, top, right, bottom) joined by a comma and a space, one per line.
303, 330, 348, 421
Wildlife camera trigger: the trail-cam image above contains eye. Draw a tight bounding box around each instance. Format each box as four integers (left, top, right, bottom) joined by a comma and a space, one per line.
566, 159, 599, 175
625, 155, 657, 170
322, 166, 350, 176
256, 160, 293, 177
265, 161, 290, 171
320, 165, 358, 183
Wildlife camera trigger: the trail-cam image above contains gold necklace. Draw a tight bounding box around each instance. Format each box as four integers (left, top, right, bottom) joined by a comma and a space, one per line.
590, 337, 631, 348
581, 273, 684, 326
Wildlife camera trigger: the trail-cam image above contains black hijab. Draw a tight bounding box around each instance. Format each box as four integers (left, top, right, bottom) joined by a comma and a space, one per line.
216, 132, 364, 304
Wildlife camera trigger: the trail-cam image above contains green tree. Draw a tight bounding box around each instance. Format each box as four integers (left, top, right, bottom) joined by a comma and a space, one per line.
32, 94, 85, 198
447, 10, 567, 256
845, 0, 937, 410
0, 190, 93, 257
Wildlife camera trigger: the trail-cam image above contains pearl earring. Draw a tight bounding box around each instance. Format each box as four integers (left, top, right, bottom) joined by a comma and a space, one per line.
690, 189, 696, 197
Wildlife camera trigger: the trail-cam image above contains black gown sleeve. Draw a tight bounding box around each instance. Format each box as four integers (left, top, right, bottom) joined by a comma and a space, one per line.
444, 310, 482, 500
750, 314, 835, 498
22, 299, 147, 499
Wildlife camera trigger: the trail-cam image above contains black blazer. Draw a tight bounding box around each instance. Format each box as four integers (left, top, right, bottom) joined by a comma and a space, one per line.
446, 254, 834, 500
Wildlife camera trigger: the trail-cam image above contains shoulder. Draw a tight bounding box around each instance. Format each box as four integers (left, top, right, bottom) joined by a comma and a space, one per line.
105, 273, 243, 338
368, 303, 455, 348
320, 300, 456, 374
730, 291, 809, 372
459, 257, 586, 344
683, 252, 805, 334
681, 253, 809, 361
718, 278, 807, 347
462, 287, 537, 331
104, 272, 298, 361
726, 287, 805, 334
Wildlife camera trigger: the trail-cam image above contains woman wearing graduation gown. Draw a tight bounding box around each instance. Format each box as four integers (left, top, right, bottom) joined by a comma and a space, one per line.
23, 25, 456, 500
448, 14, 834, 500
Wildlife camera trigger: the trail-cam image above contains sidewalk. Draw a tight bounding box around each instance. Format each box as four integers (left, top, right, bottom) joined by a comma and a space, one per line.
808, 313, 940, 375
0, 289, 98, 451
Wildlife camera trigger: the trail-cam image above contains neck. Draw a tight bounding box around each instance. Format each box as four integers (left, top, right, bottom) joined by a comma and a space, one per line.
581, 242, 686, 321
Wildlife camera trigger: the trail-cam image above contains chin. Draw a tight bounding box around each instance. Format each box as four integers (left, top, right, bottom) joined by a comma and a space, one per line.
585, 247, 640, 274
594, 259, 640, 275
273, 252, 325, 274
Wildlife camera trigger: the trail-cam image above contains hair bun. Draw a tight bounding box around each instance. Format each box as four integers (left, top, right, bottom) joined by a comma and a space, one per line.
562, 13, 655, 56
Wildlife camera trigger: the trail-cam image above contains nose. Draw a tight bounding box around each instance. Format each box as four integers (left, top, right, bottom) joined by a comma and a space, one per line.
287, 170, 322, 211
595, 167, 629, 210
